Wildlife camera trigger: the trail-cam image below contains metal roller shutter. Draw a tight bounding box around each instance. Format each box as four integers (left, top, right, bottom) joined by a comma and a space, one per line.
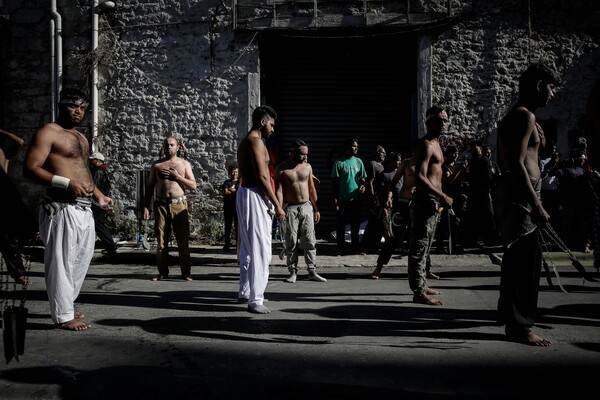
261, 33, 417, 238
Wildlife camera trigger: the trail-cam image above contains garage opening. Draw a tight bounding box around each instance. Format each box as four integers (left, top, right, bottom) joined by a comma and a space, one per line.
260, 32, 418, 238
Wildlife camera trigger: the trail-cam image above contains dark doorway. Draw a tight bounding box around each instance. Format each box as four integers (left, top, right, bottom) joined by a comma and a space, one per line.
261, 32, 417, 238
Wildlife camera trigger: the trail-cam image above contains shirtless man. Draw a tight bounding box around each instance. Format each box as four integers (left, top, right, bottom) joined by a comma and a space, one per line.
23, 88, 112, 331
495, 63, 559, 347
407, 106, 453, 305
143, 136, 197, 281
236, 106, 285, 314
275, 139, 326, 283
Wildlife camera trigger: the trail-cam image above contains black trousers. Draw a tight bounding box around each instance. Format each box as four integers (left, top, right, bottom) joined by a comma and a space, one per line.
93, 206, 117, 252
223, 204, 238, 246
0, 232, 25, 279
336, 199, 363, 253
498, 231, 542, 336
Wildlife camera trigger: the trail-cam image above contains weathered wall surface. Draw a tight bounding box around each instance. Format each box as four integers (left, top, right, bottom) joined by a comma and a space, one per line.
430, 1, 600, 155
1, 0, 599, 241
95, 0, 257, 236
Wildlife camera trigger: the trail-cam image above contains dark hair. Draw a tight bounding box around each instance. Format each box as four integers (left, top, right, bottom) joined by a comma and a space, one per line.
291, 139, 307, 149
518, 63, 560, 95
59, 88, 89, 106
444, 144, 458, 155
344, 137, 359, 149
426, 105, 447, 118
227, 162, 239, 173
385, 151, 401, 164
252, 106, 277, 128
470, 140, 483, 149
159, 136, 188, 160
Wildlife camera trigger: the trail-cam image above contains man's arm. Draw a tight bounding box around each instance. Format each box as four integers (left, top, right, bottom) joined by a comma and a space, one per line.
23, 127, 55, 186
274, 165, 284, 208
0, 130, 25, 171
307, 164, 320, 223
385, 161, 406, 207
511, 110, 550, 224
251, 137, 284, 219
167, 160, 196, 190
23, 126, 94, 197
143, 165, 157, 220
415, 142, 452, 206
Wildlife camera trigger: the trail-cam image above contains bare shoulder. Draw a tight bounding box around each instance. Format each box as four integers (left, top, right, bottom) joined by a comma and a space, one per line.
504, 106, 535, 127
178, 158, 192, 167
32, 122, 61, 141
150, 159, 164, 170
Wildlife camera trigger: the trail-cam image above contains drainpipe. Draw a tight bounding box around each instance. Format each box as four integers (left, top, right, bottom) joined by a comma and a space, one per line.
91, 0, 99, 152
50, 0, 62, 121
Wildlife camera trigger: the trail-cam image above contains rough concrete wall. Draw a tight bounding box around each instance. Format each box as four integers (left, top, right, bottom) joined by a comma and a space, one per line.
1, 0, 599, 241
0, 0, 99, 204
430, 0, 600, 157
95, 0, 257, 226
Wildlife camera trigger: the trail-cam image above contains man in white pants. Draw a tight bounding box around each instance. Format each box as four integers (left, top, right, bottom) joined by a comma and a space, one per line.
24, 88, 113, 331
236, 106, 285, 314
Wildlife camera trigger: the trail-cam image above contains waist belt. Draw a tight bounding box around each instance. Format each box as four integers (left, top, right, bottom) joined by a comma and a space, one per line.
156, 196, 187, 205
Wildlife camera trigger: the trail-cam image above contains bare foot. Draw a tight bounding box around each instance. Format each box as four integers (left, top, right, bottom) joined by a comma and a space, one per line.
509, 331, 551, 347
413, 293, 444, 305
371, 265, 382, 279
74, 311, 85, 319
426, 271, 440, 280
248, 304, 270, 314
15, 276, 31, 285
55, 319, 91, 331
425, 287, 442, 295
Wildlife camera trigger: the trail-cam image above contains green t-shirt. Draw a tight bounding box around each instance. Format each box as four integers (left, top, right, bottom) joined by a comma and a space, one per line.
331, 156, 367, 201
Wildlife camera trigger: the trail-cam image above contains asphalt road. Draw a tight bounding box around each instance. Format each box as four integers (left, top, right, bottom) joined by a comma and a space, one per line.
1, 242, 599, 399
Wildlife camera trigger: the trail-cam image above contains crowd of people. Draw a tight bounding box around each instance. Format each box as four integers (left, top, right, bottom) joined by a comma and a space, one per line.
2, 62, 599, 347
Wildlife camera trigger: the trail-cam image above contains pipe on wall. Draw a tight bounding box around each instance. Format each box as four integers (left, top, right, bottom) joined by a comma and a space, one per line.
92, 0, 99, 151
50, 0, 62, 121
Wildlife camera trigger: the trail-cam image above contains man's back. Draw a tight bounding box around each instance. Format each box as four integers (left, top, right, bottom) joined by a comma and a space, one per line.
415, 138, 444, 193
497, 107, 542, 180
399, 158, 416, 198
237, 131, 264, 188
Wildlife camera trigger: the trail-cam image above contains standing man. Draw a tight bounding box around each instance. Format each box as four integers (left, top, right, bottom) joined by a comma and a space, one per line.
237, 106, 285, 314
143, 136, 197, 281
370, 151, 403, 279
23, 88, 112, 331
408, 105, 452, 306
463, 140, 498, 248
220, 162, 239, 252
360, 145, 387, 252
331, 137, 367, 256
90, 151, 118, 256
495, 63, 559, 346
0, 129, 37, 286
275, 139, 326, 283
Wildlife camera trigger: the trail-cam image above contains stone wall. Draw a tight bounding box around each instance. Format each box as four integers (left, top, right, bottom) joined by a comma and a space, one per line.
1, 0, 599, 242
430, 0, 600, 156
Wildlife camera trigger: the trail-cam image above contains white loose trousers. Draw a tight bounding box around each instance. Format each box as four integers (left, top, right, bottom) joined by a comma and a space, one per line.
39, 204, 95, 324
236, 187, 273, 306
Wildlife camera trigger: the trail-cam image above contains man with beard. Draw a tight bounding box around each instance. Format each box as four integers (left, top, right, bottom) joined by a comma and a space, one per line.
24, 88, 113, 331
144, 136, 197, 282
